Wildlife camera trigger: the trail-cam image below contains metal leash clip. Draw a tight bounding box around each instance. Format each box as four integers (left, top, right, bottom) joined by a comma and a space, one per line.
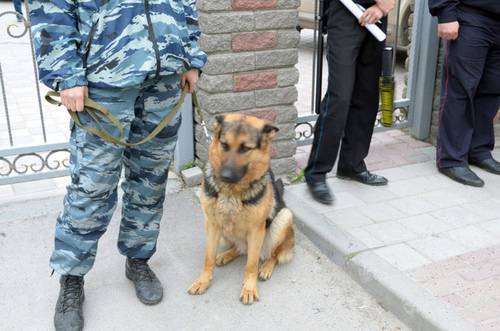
191, 91, 212, 144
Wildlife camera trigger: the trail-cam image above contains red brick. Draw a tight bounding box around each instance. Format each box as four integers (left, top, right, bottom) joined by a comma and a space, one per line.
232, 0, 277, 10
459, 246, 500, 265
233, 71, 277, 92
478, 319, 500, 330
405, 257, 470, 282
439, 293, 469, 309
459, 262, 500, 282
240, 109, 277, 123
232, 32, 278, 52
460, 300, 500, 323
270, 145, 277, 158
458, 279, 500, 303
420, 273, 471, 296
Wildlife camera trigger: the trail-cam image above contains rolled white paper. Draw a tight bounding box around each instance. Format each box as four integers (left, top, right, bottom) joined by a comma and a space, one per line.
339, 0, 387, 42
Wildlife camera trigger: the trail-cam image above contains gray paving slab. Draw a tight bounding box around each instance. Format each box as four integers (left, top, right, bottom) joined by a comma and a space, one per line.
285, 187, 480, 331
285, 149, 500, 330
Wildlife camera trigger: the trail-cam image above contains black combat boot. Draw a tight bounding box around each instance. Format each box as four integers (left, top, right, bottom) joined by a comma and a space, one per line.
126, 257, 163, 305
54, 275, 85, 331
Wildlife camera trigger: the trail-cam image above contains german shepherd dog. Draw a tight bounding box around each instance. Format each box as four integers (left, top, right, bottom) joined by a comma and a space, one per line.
188, 113, 295, 305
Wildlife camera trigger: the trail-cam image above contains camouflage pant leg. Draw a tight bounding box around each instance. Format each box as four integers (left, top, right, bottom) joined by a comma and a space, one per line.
50, 74, 182, 276
118, 76, 183, 259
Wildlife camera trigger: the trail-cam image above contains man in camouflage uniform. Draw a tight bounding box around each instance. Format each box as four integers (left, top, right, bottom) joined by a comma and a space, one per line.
28, 0, 206, 329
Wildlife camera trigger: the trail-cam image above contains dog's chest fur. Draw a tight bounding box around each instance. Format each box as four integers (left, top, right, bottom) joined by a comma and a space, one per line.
201, 164, 273, 235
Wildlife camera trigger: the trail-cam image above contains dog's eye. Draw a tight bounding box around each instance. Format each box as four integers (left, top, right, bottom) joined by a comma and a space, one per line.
221, 142, 229, 151
239, 146, 251, 153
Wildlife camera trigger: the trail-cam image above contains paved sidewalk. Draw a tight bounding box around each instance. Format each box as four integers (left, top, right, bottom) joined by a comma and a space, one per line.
289, 138, 500, 330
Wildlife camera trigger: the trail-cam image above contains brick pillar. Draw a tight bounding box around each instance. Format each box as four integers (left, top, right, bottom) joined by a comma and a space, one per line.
195, 0, 300, 176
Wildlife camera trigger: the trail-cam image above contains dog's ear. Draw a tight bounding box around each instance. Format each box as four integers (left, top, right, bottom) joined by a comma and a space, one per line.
213, 114, 226, 139
215, 114, 226, 126
262, 123, 279, 140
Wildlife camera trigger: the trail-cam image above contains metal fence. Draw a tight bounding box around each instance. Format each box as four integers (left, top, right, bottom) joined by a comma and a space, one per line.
0, 7, 71, 185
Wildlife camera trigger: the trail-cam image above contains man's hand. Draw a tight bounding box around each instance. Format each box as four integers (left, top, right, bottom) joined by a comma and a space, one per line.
181, 69, 199, 94
375, 0, 395, 16
60, 86, 88, 112
438, 21, 459, 40
359, 5, 384, 26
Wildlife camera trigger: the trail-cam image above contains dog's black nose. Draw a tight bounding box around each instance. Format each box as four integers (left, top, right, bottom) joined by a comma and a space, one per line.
219, 167, 239, 183
219, 165, 248, 184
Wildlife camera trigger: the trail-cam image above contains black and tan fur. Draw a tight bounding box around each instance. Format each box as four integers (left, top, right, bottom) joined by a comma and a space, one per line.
188, 113, 295, 305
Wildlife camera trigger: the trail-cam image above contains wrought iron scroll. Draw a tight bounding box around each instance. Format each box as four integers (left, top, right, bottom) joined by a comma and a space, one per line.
0, 149, 70, 177
294, 105, 410, 146
374, 105, 409, 127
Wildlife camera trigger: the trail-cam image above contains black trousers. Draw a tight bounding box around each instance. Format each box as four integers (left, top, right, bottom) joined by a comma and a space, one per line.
436, 10, 500, 168
305, 0, 386, 184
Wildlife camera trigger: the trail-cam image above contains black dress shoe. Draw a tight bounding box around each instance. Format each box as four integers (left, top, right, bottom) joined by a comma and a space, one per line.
470, 158, 500, 175
307, 182, 333, 205
336, 171, 388, 186
438, 166, 484, 187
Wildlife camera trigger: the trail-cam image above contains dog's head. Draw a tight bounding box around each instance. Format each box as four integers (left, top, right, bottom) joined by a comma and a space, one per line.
208, 113, 279, 184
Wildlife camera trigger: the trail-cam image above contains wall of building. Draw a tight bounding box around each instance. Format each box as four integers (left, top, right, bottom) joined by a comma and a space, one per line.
194, 0, 301, 176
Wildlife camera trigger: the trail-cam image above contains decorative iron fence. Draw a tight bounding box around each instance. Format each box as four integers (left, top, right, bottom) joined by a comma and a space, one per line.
0, 7, 70, 185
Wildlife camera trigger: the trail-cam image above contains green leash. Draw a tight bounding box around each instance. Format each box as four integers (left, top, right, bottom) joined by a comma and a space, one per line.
45, 84, 197, 146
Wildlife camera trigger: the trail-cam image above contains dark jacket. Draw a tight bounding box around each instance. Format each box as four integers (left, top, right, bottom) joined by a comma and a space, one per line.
428, 0, 500, 23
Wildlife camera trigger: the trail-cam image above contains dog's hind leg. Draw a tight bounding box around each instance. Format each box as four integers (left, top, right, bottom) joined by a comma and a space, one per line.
216, 246, 240, 266
259, 208, 295, 281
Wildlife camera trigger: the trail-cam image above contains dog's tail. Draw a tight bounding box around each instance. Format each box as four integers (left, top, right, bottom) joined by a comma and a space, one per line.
275, 178, 284, 197
270, 170, 286, 208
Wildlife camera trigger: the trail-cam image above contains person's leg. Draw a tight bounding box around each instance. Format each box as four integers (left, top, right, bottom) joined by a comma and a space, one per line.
337, 21, 385, 176
305, 1, 364, 185
118, 74, 182, 259
52, 86, 140, 330
50, 87, 141, 276
436, 17, 490, 168
13, 0, 23, 21
119, 74, 183, 304
468, 33, 500, 163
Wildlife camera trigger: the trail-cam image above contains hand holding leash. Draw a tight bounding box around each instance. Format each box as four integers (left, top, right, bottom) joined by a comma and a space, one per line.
45, 85, 191, 146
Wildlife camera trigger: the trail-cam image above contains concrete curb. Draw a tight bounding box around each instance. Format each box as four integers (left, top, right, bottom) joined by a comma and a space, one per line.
284, 188, 478, 331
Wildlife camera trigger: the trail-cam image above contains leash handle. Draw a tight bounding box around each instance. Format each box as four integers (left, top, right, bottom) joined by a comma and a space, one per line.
45, 85, 191, 146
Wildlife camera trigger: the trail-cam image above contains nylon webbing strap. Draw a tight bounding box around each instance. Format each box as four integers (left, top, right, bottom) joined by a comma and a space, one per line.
45, 84, 194, 146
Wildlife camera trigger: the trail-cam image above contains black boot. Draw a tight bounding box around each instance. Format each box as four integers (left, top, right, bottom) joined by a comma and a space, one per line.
126, 257, 163, 305
54, 275, 85, 331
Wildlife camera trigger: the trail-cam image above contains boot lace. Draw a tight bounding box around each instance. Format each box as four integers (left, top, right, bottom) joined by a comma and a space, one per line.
60, 276, 84, 313
132, 259, 155, 282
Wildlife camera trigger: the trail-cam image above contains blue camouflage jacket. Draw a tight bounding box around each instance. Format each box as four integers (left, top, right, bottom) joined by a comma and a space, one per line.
29, 0, 207, 90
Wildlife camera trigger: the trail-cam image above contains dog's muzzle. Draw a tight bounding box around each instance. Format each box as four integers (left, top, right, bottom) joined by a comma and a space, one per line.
219, 164, 248, 183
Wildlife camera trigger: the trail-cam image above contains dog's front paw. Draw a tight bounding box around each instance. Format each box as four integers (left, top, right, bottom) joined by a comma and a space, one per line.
188, 279, 210, 295
239, 286, 259, 305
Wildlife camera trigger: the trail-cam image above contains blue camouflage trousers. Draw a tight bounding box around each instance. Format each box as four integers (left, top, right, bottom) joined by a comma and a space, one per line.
50, 74, 183, 276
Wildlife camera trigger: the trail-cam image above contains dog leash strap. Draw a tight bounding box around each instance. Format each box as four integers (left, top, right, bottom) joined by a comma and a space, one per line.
45, 85, 190, 146
191, 88, 212, 143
